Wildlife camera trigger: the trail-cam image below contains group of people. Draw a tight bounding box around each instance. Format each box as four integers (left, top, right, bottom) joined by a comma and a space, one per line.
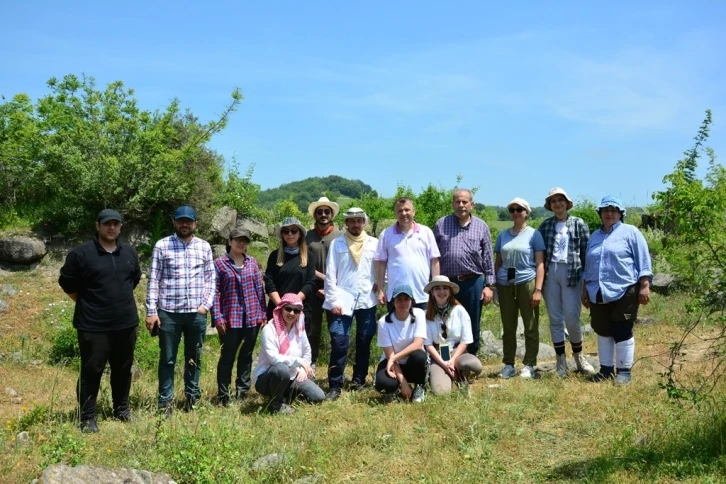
58, 188, 652, 431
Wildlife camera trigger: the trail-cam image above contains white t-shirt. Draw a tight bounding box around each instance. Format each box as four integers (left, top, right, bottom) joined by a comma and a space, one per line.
377, 307, 427, 363
374, 223, 440, 304
253, 322, 311, 382
424, 305, 474, 347
552, 221, 569, 263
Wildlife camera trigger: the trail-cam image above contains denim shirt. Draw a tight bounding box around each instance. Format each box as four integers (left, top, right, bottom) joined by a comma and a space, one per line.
583, 221, 652, 303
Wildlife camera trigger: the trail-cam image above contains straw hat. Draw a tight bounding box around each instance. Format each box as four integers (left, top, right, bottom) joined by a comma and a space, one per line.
544, 187, 574, 211
424, 275, 460, 295
308, 197, 340, 218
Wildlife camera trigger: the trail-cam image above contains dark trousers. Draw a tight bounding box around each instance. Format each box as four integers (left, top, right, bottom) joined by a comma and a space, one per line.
453, 275, 484, 355
254, 362, 325, 411
76, 326, 138, 420
374, 349, 428, 393
217, 326, 260, 400
157, 310, 206, 408
309, 295, 332, 365
327, 306, 378, 390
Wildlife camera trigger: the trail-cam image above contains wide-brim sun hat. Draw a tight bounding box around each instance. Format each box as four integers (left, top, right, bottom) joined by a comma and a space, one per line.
343, 207, 368, 222
544, 187, 574, 211
391, 284, 415, 299
276, 217, 307, 237
424, 275, 460, 295
308, 197, 340, 218
596, 195, 627, 217
507, 197, 531, 215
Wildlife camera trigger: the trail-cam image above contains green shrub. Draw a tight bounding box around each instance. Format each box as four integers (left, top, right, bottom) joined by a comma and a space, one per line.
48, 317, 79, 366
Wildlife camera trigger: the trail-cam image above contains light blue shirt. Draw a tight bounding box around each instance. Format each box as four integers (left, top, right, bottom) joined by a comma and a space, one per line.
494, 227, 545, 285
583, 221, 652, 303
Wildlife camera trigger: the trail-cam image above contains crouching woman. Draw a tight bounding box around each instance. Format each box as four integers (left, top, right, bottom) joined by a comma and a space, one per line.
253, 294, 325, 414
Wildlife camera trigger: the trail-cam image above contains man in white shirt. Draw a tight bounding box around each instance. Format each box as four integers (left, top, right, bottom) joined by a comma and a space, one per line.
375, 197, 440, 311
323, 208, 379, 400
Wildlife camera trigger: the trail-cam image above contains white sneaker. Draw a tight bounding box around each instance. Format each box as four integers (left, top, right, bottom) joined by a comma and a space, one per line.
500, 364, 516, 379
520, 365, 535, 379
412, 385, 426, 403
555, 354, 569, 377
574, 353, 596, 375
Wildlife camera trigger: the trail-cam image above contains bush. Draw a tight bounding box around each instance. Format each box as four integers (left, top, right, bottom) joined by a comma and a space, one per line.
48, 317, 79, 366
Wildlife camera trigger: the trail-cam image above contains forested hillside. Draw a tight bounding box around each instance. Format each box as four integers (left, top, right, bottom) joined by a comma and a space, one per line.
258, 176, 374, 212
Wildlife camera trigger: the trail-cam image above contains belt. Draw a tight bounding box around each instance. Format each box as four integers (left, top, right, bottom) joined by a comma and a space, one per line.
446, 273, 480, 281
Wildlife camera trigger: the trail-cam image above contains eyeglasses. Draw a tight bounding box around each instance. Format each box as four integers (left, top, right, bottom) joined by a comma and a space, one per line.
440, 323, 448, 340
283, 306, 302, 314
281, 228, 300, 235
231, 237, 248, 243
509, 207, 526, 214
600, 206, 620, 213
315, 209, 332, 215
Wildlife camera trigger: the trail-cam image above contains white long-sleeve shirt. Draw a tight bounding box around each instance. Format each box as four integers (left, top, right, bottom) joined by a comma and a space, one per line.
323, 233, 379, 311
253, 323, 312, 382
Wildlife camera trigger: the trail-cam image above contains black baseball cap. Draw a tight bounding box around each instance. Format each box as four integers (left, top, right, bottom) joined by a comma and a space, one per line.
97, 209, 123, 224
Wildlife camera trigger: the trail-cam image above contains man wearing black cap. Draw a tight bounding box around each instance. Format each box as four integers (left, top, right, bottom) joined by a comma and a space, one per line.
145, 205, 216, 416
59, 209, 142, 433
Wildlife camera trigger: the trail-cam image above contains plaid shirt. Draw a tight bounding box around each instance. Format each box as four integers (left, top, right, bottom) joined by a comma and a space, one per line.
145, 234, 216, 316
211, 254, 266, 328
433, 214, 495, 285
537, 215, 590, 287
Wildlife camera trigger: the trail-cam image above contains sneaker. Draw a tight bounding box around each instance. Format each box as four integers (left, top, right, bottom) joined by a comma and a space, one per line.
159, 406, 173, 419
615, 372, 632, 386
500, 364, 516, 379
412, 385, 426, 403
574, 352, 596, 375
273, 403, 295, 415
520, 365, 535, 379
310, 363, 317, 380
114, 410, 132, 422
182, 396, 198, 412
325, 389, 341, 401
80, 418, 99, 433
348, 380, 365, 391
588, 367, 615, 383
382, 392, 397, 404
235, 388, 248, 401
555, 354, 569, 377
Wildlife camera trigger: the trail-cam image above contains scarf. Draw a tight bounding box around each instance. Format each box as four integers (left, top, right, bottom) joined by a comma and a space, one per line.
271, 293, 306, 355
436, 303, 452, 322
344, 230, 368, 266
314, 224, 335, 236
284, 246, 300, 255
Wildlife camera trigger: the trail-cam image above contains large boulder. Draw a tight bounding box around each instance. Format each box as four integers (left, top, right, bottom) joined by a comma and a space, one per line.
479, 329, 555, 360
238, 217, 269, 240
37, 464, 176, 483
651, 273, 676, 295
0, 237, 46, 265
211, 244, 227, 259
210, 206, 238, 241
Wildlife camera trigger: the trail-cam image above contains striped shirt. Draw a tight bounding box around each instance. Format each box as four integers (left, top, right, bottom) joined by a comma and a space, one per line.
537, 215, 590, 287
145, 234, 216, 316
211, 254, 266, 328
433, 214, 495, 285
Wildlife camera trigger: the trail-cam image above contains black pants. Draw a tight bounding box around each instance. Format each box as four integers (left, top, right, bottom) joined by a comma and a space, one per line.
216, 326, 260, 399
76, 326, 138, 420
374, 349, 428, 393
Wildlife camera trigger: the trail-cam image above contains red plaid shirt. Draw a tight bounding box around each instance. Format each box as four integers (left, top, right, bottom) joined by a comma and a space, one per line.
211, 254, 266, 328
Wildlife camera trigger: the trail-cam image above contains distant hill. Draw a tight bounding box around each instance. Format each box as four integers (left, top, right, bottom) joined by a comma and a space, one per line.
258, 175, 375, 212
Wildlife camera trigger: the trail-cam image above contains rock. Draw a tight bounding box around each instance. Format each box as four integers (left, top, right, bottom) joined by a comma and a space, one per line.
238, 218, 269, 240
249, 241, 269, 252
0, 284, 16, 296
11, 397, 22, 404
635, 317, 655, 325
211, 244, 227, 259
0, 237, 47, 264
499, 318, 524, 338
205, 326, 218, 336
16, 431, 31, 448
0, 300, 8, 313
582, 324, 594, 335
537, 354, 597, 373
5, 387, 18, 397
252, 453, 288, 471
211, 206, 238, 241
37, 464, 177, 483
479, 331, 555, 360
293, 476, 323, 484
651, 273, 675, 295
30, 359, 42, 366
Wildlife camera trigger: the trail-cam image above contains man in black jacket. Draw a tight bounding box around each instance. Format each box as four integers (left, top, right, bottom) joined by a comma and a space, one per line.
59, 209, 142, 433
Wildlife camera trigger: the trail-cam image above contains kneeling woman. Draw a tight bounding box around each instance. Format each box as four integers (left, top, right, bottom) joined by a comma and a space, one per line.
424, 276, 482, 395
374, 284, 428, 403
253, 294, 325, 414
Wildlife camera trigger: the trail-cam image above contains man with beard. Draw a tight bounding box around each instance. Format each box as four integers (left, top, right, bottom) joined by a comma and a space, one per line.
434, 189, 495, 356
146, 206, 215, 417
305, 197, 343, 374
59, 209, 142, 433
322, 208, 379, 400
375, 197, 440, 311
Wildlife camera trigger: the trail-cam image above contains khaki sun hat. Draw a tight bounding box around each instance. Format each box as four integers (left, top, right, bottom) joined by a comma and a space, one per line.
424, 275, 460, 295
308, 197, 340, 218
507, 197, 532, 215
544, 187, 574, 211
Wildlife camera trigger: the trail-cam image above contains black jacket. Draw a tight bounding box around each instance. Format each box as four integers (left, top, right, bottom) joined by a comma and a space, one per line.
59, 239, 141, 331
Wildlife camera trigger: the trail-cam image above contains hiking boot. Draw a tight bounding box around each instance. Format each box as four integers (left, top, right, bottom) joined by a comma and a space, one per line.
500, 364, 516, 379
114, 410, 132, 422
588, 365, 615, 383
159, 406, 173, 419
615, 371, 632, 386
382, 392, 398, 404
412, 385, 426, 403
574, 352, 596, 375
272, 403, 295, 415
325, 389, 341, 402
182, 396, 198, 412
555, 354, 569, 377
235, 388, 248, 401
520, 365, 535, 379
348, 380, 365, 391
80, 418, 99, 433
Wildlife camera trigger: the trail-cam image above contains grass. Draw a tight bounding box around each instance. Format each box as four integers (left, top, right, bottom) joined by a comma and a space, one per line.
1, 260, 725, 483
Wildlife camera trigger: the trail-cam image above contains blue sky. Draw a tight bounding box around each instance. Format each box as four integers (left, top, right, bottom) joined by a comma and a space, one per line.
2, 1, 724, 207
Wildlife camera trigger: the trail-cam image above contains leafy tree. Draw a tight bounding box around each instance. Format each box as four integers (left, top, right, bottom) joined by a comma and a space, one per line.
216, 163, 265, 220
569, 198, 602, 234
258, 175, 374, 212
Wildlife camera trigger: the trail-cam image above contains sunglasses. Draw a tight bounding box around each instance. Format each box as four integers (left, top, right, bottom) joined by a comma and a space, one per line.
440, 323, 448, 340
509, 207, 526, 214
281, 228, 300, 235
283, 306, 302, 314
315, 209, 332, 215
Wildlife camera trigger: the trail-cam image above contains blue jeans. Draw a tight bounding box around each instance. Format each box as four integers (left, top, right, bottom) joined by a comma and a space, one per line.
454, 276, 484, 355
327, 306, 378, 390
157, 310, 207, 408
